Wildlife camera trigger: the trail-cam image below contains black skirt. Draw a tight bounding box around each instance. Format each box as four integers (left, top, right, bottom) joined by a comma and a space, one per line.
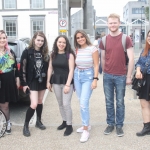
0, 71, 18, 103
29, 77, 47, 91
138, 74, 150, 101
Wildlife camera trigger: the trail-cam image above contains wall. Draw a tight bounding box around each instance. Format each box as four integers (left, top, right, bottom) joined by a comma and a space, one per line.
0, 0, 58, 50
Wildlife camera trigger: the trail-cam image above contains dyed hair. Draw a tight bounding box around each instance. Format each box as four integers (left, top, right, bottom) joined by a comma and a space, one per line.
142, 30, 150, 56
107, 13, 120, 22
28, 31, 49, 61
74, 29, 92, 49
0, 30, 10, 51
51, 35, 75, 60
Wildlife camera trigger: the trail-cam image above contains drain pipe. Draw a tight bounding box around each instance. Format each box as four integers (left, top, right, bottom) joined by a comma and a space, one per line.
60, 0, 63, 35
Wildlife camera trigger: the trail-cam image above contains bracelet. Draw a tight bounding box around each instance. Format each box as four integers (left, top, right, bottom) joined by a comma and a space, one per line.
93, 77, 99, 80
65, 85, 70, 87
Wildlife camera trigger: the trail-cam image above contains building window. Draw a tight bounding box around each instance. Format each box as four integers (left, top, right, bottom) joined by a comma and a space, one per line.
3, 16, 17, 38
4, 0, 16, 9
30, 16, 45, 37
132, 7, 145, 14
31, 0, 44, 9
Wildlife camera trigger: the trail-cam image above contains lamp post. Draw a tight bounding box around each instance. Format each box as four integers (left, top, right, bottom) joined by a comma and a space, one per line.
141, 6, 144, 48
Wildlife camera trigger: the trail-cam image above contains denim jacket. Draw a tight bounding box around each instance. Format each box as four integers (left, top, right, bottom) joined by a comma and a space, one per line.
135, 50, 150, 74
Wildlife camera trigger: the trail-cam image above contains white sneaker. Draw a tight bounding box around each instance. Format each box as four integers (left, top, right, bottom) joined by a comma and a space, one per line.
80, 130, 90, 143
76, 126, 91, 133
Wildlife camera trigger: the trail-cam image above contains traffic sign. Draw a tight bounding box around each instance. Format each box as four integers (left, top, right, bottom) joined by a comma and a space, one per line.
59, 19, 67, 27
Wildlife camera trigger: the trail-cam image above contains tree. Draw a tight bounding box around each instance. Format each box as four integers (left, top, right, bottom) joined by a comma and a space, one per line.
145, 6, 149, 20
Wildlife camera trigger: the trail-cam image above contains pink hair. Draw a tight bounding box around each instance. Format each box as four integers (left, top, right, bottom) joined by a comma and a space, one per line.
5, 41, 10, 52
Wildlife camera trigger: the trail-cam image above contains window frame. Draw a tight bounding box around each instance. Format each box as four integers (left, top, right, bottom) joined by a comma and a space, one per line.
30, 15, 45, 37
30, 0, 45, 9
3, 16, 18, 38
3, 0, 17, 9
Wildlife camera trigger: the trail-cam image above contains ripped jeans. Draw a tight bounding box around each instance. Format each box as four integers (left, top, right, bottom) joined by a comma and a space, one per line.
74, 67, 94, 126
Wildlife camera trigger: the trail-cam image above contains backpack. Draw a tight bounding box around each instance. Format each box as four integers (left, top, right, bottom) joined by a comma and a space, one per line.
101, 34, 129, 66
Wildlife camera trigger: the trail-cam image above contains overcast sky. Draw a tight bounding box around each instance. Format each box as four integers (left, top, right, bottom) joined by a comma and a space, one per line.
71, 0, 138, 21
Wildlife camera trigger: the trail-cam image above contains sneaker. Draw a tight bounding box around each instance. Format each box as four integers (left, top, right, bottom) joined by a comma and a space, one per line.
80, 130, 90, 143
76, 126, 91, 133
5, 123, 12, 135
116, 127, 124, 137
104, 125, 114, 135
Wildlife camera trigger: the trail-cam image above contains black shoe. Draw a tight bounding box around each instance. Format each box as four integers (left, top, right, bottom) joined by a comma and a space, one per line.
104, 125, 114, 135
5, 123, 12, 135
57, 121, 67, 130
35, 117, 46, 130
116, 127, 124, 137
23, 122, 30, 137
136, 122, 150, 137
64, 125, 73, 136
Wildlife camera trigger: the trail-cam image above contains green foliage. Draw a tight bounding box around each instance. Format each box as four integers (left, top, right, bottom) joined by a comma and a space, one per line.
145, 6, 149, 20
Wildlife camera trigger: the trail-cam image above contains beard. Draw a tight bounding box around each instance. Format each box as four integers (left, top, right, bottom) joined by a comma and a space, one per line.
109, 27, 119, 33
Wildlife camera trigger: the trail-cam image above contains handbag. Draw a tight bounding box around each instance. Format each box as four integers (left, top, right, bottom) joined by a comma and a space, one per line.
131, 72, 146, 94
132, 57, 150, 94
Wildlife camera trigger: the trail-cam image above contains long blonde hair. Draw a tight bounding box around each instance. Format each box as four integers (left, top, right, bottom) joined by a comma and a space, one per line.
74, 30, 92, 49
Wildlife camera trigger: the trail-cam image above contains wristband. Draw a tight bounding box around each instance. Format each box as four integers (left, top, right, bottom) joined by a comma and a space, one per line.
93, 77, 99, 80
65, 85, 70, 87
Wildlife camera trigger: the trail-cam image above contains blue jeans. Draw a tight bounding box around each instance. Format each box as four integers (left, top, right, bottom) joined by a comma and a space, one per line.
74, 67, 94, 126
103, 73, 126, 127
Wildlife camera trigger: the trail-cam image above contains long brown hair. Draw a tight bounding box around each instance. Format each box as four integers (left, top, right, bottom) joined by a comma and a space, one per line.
74, 30, 92, 49
51, 35, 75, 60
28, 31, 49, 61
142, 30, 150, 56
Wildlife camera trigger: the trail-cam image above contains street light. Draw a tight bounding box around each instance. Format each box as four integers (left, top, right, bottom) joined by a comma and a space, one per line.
141, 6, 144, 48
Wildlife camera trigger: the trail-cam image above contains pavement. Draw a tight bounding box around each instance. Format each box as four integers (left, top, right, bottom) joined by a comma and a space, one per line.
1, 50, 150, 150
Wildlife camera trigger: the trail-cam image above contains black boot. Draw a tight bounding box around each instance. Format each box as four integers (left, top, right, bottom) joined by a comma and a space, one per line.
23, 122, 30, 137
136, 122, 150, 136
57, 121, 67, 130
64, 125, 73, 136
35, 117, 46, 130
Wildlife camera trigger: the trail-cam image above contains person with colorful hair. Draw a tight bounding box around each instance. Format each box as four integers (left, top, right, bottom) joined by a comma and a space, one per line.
135, 30, 150, 136
0, 30, 20, 135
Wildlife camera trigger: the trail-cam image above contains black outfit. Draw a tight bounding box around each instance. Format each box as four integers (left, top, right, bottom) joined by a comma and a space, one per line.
138, 74, 150, 101
20, 48, 49, 91
50, 53, 73, 84
0, 50, 19, 103
20, 48, 49, 137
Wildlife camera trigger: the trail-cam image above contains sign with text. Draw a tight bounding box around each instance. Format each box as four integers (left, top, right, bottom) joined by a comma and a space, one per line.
59, 18, 67, 33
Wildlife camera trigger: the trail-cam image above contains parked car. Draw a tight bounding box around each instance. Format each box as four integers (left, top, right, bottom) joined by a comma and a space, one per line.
8, 38, 30, 100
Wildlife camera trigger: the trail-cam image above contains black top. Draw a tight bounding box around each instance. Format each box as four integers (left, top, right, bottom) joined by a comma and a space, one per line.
20, 48, 49, 86
50, 53, 73, 84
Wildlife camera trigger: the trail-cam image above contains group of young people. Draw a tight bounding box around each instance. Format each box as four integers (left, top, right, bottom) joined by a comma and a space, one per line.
0, 13, 150, 143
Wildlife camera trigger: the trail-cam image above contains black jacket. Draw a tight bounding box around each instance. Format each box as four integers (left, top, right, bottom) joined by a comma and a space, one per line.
10, 49, 19, 77
20, 48, 49, 86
